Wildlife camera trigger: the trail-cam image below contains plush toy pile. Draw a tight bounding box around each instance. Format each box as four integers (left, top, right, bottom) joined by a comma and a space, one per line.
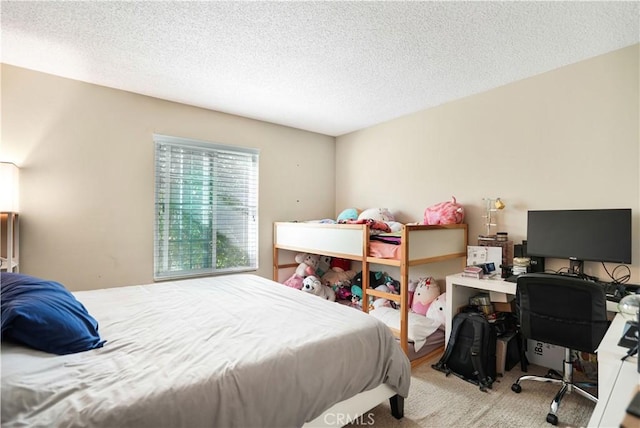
407, 276, 447, 328
280, 252, 448, 337
283, 252, 321, 290
320, 258, 356, 300
350, 271, 400, 309
282, 254, 358, 301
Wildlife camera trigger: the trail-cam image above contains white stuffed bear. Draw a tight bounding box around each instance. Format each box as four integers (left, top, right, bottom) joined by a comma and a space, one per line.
426, 292, 446, 329
358, 208, 395, 222
283, 253, 320, 290
301, 275, 336, 301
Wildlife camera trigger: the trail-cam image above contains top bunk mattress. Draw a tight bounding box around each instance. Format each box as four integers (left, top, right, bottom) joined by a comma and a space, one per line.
274, 222, 467, 261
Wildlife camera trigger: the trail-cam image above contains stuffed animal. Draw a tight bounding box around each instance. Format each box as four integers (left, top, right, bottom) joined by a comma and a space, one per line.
372, 297, 392, 309
408, 279, 417, 308
283, 253, 320, 290
330, 257, 351, 272
358, 208, 395, 222
352, 270, 387, 291
350, 284, 363, 307
334, 283, 352, 301
370, 284, 399, 310
337, 208, 360, 222
321, 268, 357, 289
423, 196, 465, 225
410, 276, 440, 315
301, 275, 336, 301
316, 255, 332, 277
320, 258, 356, 291
426, 292, 446, 328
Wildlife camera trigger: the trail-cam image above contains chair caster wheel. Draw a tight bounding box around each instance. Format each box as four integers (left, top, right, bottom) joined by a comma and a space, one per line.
511, 383, 522, 393
546, 413, 558, 425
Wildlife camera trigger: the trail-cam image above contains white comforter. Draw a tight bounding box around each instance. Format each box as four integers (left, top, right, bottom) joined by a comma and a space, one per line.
1, 274, 410, 428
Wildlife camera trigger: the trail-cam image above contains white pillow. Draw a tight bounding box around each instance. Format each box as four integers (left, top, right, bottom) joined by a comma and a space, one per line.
370, 306, 439, 352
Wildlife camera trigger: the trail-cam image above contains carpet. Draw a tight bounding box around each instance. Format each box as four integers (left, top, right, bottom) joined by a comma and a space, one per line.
354, 354, 596, 428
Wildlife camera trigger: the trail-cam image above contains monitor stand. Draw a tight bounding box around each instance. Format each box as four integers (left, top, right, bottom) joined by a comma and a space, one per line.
569, 259, 584, 275
568, 259, 599, 282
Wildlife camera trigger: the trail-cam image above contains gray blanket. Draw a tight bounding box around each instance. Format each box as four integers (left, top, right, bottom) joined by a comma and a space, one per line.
2, 274, 410, 428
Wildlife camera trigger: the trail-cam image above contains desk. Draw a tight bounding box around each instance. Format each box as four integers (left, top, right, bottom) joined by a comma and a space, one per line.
587, 314, 639, 427
445, 274, 516, 347
445, 273, 622, 346
445, 273, 638, 427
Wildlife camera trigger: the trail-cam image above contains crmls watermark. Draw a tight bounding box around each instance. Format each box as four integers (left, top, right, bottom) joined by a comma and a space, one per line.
323, 412, 375, 426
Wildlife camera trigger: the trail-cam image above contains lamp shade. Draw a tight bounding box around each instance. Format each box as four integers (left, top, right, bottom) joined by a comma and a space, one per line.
618, 294, 640, 324
0, 162, 19, 212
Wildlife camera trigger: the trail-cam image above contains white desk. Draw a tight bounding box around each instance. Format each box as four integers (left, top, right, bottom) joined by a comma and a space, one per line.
587, 314, 639, 428
445, 273, 639, 427
445, 274, 516, 347
445, 273, 621, 347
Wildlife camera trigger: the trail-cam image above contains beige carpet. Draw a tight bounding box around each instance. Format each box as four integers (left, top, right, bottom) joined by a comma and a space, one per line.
357, 354, 596, 428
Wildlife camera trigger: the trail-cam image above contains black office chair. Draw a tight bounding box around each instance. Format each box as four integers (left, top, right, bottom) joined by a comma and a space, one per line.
511, 273, 610, 425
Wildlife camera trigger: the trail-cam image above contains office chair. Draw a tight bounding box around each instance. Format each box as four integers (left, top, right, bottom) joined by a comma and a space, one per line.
511, 273, 610, 426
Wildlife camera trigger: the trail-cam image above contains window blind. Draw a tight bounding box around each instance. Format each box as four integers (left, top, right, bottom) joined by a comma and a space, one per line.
154, 134, 259, 280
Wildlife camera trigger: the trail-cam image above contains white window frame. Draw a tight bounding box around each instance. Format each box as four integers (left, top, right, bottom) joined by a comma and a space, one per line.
154, 134, 259, 280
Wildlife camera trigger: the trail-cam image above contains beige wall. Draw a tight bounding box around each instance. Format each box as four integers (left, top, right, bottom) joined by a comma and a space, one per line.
2, 44, 639, 290
336, 44, 640, 283
1, 65, 336, 290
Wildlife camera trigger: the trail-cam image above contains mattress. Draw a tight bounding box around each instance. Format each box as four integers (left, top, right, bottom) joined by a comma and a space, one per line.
370, 306, 441, 352
1, 274, 410, 428
403, 328, 445, 361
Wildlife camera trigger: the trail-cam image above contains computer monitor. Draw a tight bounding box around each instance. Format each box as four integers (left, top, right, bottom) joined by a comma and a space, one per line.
526, 208, 632, 274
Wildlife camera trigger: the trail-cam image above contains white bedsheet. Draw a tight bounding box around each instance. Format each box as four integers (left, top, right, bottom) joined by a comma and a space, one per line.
369, 307, 440, 352
1, 274, 410, 428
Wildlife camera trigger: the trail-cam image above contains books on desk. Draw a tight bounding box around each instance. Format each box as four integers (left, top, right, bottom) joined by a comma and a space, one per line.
462, 265, 483, 279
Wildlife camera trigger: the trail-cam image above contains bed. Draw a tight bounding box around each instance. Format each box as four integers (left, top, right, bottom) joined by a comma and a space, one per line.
1, 274, 410, 428
273, 222, 468, 366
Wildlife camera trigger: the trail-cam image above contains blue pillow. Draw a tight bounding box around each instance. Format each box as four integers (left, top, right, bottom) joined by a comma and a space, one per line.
1, 273, 105, 354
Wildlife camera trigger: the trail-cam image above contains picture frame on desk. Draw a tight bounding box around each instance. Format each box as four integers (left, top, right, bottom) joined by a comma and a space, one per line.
467, 245, 502, 271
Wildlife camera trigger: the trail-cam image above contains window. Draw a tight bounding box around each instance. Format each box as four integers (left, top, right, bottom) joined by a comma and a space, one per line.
154, 134, 259, 280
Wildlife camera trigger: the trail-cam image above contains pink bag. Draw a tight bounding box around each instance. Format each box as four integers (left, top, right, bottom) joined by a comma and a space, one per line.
423, 196, 465, 225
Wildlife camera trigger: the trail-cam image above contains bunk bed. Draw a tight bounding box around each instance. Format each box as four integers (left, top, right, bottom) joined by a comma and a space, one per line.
273, 221, 468, 367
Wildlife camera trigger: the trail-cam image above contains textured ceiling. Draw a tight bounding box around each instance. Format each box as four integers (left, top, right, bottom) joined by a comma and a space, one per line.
1, 1, 638, 136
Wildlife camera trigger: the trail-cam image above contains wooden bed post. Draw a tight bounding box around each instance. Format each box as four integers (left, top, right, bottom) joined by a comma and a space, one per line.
399, 225, 409, 353
361, 224, 370, 314
273, 223, 279, 282
462, 223, 469, 271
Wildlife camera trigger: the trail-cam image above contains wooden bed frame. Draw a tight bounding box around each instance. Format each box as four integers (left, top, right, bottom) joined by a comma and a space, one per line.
273, 221, 468, 366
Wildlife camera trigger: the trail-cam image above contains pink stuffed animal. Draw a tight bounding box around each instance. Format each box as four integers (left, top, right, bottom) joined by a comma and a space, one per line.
423, 196, 465, 225
410, 277, 440, 315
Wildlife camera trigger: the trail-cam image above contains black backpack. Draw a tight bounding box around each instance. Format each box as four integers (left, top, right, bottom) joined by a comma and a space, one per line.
432, 311, 497, 391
